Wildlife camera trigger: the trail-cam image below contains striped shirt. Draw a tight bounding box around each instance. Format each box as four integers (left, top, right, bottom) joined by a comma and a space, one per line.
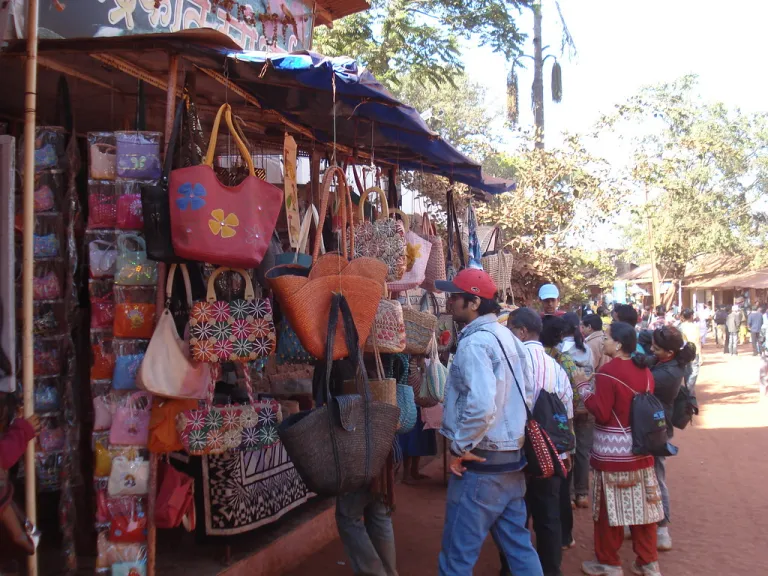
523, 341, 574, 419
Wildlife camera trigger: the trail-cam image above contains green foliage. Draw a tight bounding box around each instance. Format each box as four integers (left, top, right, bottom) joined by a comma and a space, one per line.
597, 76, 768, 279
314, 0, 528, 90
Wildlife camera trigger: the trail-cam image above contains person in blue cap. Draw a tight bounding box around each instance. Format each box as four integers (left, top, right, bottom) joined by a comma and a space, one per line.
539, 284, 565, 317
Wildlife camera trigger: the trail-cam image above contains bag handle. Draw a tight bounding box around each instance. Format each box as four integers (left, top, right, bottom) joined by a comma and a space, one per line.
388, 208, 410, 232
203, 103, 255, 177
481, 226, 502, 256
165, 263, 193, 308
313, 165, 350, 264
205, 267, 255, 302
598, 371, 650, 394
371, 319, 386, 381
117, 233, 147, 256
296, 204, 325, 259
160, 94, 186, 186
359, 187, 390, 223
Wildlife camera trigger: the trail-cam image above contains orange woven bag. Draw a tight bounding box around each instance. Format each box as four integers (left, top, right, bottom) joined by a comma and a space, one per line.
267, 166, 387, 360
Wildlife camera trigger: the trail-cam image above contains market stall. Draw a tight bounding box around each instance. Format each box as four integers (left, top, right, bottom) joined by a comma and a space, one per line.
0, 18, 515, 576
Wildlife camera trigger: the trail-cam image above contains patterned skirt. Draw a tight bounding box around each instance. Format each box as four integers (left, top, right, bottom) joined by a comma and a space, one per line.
592, 466, 664, 527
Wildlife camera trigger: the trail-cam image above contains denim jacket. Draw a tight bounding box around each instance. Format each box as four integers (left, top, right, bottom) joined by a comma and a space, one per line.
440, 314, 533, 456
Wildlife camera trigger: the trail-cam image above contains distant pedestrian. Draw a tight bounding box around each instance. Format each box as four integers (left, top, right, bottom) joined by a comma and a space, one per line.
435, 269, 543, 576
679, 309, 701, 395
583, 314, 610, 371
747, 306, 763, 356
726, 305, 743, 356
698, 304, 712, 345
578, 322, 665, 576
714, 305, 728, 349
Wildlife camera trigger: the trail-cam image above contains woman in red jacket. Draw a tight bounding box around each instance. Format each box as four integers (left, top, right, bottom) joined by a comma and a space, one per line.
577, 322, 665, 576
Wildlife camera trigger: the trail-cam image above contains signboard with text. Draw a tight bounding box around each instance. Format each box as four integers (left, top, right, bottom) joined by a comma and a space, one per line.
26, 0, 315, 51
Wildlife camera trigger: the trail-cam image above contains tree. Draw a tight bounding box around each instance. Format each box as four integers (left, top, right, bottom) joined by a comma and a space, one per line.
313, 0, 529, 90
597, 76, 768, 281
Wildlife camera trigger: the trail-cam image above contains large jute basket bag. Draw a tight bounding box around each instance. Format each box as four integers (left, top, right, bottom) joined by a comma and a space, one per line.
278, 293, 399, 496
364, 290, 406, 354
267, 166, 387, 360
402, 292, 439, 355
481, 225, 514, 298
417, 212, 446, 293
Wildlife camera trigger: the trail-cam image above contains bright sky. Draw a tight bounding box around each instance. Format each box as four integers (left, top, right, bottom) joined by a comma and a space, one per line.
464, 0, 768, 147
458, 0, 768, 248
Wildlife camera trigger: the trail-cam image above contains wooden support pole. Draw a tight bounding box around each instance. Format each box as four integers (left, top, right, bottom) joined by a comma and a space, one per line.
21, 1, 40, 573
147, 52, 179, 576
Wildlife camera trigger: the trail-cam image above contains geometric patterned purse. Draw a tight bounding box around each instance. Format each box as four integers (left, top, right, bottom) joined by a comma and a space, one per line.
189, 267, 276, 364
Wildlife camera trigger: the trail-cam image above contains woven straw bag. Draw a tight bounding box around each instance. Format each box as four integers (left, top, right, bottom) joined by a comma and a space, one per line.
387, 210, 432, 293
352, 187, 407, 282
409, 356, 438, 408
267, 166, 388, 360
278, 293, 399, 496
364, 292, 406, 354
481, 226, 514, 298
402, 292, 438, 355
417, 212, 446, 292
343, 331, 397, 407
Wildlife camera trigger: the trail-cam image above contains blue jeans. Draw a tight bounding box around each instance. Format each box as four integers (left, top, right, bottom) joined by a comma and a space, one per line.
336, 490, 398, 576
438, 470, 543, 576
654, 456, 670, 527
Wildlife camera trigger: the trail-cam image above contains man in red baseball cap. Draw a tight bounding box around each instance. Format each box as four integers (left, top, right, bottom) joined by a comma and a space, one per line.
434, 269, 542, 575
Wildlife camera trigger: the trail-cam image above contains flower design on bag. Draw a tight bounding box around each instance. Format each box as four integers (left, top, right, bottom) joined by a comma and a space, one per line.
213, 339, 233, 361
190, 321, 214, 343
230, 299, 250, 320
232, 339, 253, 359
222, 410, 240, 431
240, 409, 258, 429
252, 337, 274, 358
205, 410, 223, 430
231, 319, 253, 340
207, 428, 224, 451
188, 429, 207, 451
257, 405, 277, 426
193, 340, 217, 363
241, 427, 260, 449
250, 318, 272, 339
210, 301, 230, 323
223, 429, 241, 449
211, 322, 232, 342
248, 299, 272, 320
208, 209, 239, 238
188, 410, 206, 431
257, 426, 278, 447
176, 182, 207, 211
190, 303, 212, 325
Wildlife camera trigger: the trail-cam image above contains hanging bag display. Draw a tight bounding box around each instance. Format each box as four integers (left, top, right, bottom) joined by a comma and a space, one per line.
115, 234, 157, 286
364, 289, 406, 354
176, 367, 282, 456
424, 334, 447, 403
89, 240, 117, 278
402, 292, 439, 355
351, 187, 407, 282
141, 95, 185, 263
481, 225, 514, 298
445, 188, 466, 280
388, 353, 416, 434
138, 264, 210, 400
278, 293, 400, 496
416, 212, 446, 292
188, 267, 276, 363
267, 166, 388, 361
155, 460, 195, 530
110, 392, 152, 446
115, 131, 162, 181
169, 103, 283, 268
274, 204, 325, 269
386, 210, 432, 293
107, 457, 150, 496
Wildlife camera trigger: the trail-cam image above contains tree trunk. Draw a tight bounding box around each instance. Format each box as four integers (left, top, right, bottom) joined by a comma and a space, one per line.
532, 0, 545, 149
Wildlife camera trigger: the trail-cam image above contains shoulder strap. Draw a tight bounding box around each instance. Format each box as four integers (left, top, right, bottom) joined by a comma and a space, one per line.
598, 371, 645, 395
478, 330, 533, 420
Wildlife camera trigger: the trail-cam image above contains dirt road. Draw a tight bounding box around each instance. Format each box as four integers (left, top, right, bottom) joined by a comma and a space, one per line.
285, 342, 767, 575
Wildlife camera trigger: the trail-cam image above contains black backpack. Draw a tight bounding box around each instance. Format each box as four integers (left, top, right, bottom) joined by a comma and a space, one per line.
601, 373, 670, 457
532, 390, 575, 454
672, 385, 699, 430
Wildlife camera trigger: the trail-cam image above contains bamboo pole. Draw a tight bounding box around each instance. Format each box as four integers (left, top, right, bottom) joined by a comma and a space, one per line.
22, 0, 40, 574
146, 52, 179, 576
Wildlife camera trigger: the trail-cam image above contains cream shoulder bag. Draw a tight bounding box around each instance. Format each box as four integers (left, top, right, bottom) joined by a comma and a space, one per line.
138, 263, 210, 399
